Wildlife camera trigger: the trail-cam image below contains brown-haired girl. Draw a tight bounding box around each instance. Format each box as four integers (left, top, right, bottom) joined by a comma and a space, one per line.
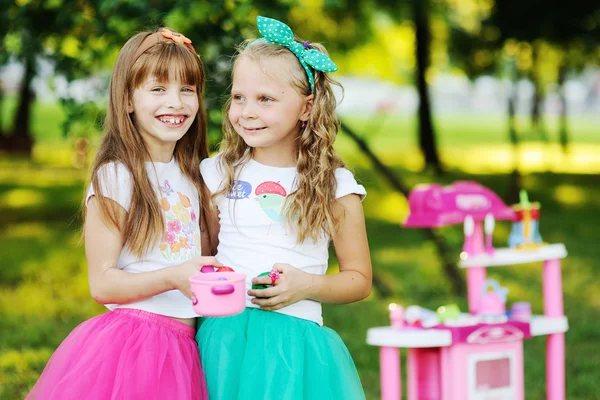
27, 28, 218, 399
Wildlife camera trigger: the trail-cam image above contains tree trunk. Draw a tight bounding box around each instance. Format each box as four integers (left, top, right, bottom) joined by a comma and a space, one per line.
340, 120, 465, 296
413, 0, 442, 175
0, 85, 4, 145
507, 67, 522, 204
558, 62, 569, 153
3, 54, 36, 156
530, 43, 548, 142
531, 85, 548, 142
508, 82, 518, 146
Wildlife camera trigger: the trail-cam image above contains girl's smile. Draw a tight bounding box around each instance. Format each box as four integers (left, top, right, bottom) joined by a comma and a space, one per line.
156, 114, 190, 128
240, 126, 267, 134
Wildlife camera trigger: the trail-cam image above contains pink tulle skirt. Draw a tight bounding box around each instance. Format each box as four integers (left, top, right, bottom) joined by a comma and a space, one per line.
27, 308, 207, 399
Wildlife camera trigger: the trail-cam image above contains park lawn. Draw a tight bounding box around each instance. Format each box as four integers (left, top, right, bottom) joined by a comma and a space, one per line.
0, 103, 599, 398
2, 153, 599, 399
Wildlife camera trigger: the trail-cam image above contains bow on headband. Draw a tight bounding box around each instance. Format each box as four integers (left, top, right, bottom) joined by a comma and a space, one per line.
133, 28, 197, 63
256, 16, 338, 92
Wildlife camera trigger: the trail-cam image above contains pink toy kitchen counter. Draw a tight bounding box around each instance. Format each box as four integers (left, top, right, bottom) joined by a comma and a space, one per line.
366, 181, 569, 400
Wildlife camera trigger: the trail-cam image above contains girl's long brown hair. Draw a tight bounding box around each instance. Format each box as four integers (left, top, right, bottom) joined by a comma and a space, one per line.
87, 29, 215, 257
216, 39, 345, 244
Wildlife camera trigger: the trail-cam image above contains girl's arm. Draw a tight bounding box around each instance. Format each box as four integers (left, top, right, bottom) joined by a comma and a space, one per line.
249, 194, 372, 309
309, 193, 372, 303
86, 197, 218, 304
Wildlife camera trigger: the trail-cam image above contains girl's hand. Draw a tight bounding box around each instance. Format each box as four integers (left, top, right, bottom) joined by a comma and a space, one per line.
171, 256, 221, 298
248, 263, 314, 310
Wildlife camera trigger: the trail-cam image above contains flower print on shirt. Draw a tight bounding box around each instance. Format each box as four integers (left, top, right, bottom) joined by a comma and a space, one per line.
178, 192, 191, 207
158, 181, 201, 261
172, 202, 190, 224
164, 231, 176, 244
181, 223, 195, 250
168, 220, 182, 234
160, 197, 170, 211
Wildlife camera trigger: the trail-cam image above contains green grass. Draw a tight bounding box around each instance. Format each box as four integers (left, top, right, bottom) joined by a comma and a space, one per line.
0, 103, 599, 398
2, 155, 599, 399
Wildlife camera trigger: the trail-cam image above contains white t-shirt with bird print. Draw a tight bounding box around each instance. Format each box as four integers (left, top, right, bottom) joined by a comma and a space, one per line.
201, 154, 367, 325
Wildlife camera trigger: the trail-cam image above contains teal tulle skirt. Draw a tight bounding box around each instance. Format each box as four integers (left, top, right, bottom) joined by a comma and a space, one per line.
196, 308, 365, 400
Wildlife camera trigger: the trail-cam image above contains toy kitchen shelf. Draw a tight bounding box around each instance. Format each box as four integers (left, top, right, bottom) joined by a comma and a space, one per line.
459, 243, 567, 269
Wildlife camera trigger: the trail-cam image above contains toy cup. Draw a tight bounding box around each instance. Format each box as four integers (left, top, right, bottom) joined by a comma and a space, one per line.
511, 302, 532, 320
437, 304, 461, 323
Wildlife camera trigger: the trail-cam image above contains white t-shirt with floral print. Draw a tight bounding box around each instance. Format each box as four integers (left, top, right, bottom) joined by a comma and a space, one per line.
86, 158, 201, 318
201, 155, 367, 326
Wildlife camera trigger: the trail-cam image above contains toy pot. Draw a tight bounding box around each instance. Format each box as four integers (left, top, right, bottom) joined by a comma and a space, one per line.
478, 280, 507, 316
189, 272, 246, 316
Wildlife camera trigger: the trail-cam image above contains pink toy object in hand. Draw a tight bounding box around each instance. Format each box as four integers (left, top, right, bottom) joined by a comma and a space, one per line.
201, 265, 216, 273
189, 272, 246, 317
201, 265, 236, 273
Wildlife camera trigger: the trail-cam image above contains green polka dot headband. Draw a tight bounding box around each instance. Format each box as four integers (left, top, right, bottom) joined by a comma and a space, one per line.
255, 16, 338, 92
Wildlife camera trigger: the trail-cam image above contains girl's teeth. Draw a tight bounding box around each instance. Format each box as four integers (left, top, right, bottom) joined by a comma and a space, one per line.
160, 117, 183, 124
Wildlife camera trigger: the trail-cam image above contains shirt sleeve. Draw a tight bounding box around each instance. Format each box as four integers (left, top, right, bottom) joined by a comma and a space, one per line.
85, 162, 133, 211
335, 168, 367, 201
200, 155, 224, 194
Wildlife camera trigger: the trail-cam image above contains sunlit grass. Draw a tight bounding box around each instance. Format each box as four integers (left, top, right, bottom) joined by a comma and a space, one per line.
0, 349, 54, 399
553, 184, 599, 208
342, 113, 600, 146
0, 189, 47, 208
373, 143, 600, 174
363, 191, 408, 225
2, 222, 53, 239
337, 141, 600, 177
0, 165, 87, 187
32, 143, 81, 167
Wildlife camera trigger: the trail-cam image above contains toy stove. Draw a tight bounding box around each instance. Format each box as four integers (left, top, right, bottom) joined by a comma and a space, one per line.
366, 181, 568, 400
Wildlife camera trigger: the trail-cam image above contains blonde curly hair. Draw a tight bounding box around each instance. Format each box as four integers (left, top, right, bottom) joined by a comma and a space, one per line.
216, 38, 346, 243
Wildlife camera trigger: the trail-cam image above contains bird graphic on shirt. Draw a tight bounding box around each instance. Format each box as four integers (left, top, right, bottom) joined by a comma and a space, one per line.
255, 181, 287, 222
